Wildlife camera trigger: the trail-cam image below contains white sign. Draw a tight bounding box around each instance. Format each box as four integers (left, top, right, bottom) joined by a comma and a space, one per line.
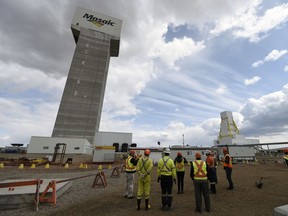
71, 7, 122, 37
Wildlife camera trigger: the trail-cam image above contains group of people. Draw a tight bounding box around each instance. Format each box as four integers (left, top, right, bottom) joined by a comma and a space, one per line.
123, 147, 234, 213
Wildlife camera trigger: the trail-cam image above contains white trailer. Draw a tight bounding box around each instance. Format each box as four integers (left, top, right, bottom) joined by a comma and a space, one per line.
27, 136, 93, 154
92, 146, 115, 163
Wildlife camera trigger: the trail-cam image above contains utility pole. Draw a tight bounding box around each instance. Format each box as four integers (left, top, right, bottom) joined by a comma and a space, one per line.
182, 134, 184, 147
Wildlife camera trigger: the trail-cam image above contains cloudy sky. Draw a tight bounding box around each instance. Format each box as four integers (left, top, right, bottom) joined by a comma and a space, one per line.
0, 0, 288, 148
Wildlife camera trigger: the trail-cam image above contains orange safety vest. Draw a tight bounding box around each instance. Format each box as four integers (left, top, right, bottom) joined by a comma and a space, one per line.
193, 160, 207, 180
176, 159, 185, 172
223, 154, 232, 168
125, 156, 136, 172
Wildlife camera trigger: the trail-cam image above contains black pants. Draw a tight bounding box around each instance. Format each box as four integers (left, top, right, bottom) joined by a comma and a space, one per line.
225, 167, 234, 188
193, 180, 210, 211
160, 175, 173, 207
176, 171, 185, 193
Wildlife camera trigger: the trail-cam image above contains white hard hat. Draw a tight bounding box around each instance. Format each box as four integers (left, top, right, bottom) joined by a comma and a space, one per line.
206, 150, 212, 155
163, 148, 171, 154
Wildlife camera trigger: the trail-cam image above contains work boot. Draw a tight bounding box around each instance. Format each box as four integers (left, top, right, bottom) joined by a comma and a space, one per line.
210, 184, 216, 194
137, 199, 141, 211
145, 199, 150, 210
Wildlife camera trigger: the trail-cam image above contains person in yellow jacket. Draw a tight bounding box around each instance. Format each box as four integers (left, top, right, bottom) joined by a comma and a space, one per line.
124, 150, 139, 199
157, 148, 176, 211
136, 149, 153, 211
174, 152, 188, 194
190, 152, 211, 213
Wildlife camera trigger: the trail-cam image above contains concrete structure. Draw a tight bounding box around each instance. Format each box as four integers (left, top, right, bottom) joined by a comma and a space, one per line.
274, 204, 288, 216
27, 136, 93, 154
214, 111, 260, 160
52, 7, 122, 145
215, 111, 260, 146
0, 179, 71, 210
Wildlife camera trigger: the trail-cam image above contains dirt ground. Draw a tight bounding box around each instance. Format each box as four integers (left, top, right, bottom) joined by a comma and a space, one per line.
1, 159, 288, 216
51, 162, 287, 216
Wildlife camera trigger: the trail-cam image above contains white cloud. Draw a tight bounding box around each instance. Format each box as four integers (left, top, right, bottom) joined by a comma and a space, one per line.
0, 62, 65, 97
216, 85, 226, 94
210, 1, 288, 43
252, 49, 288, 68
0, 98, 58, 145
265, 49, 288, 61
150, 36, 205, 70
284, 65, 288, 72
244, 76, 261, 85
240, 84, 288, 137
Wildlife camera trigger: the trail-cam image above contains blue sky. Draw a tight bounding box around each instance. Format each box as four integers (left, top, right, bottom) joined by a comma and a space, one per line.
0, 0, 288, 148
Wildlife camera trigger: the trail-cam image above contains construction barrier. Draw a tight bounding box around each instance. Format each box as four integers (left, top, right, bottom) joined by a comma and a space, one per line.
0, 179, 43, 211
0, 164, 124, 210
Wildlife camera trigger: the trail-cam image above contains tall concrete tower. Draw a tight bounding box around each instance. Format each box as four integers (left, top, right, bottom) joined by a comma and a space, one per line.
214, 111, 259, 146
52, 7, 122, 144
218, 111, 240, 140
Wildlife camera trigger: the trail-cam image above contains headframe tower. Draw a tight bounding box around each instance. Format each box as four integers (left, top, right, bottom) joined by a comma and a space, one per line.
52, 7, 122, 144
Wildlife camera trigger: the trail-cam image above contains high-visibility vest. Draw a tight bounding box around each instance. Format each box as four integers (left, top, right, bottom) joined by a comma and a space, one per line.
125, 156, 136, 172
137, 157, 153, 175
283, 155, 288, 160
176, 159, 185, 172
157, 156, 176, 177
193, 160, 207, 180
223, 154, 232, 168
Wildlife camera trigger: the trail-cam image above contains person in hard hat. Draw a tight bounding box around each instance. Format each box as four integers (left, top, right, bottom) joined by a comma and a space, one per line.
283, 149, 288, 167
206, 150, 217, 194
124, 150, 139, 199
222, 148, 234, 190
157, 148, 176, 211
174, 152, 188, 194
190, 152, 211, 213
136, 149, 153, 211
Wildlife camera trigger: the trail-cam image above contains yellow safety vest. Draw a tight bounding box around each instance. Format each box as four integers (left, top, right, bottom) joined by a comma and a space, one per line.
157, 156, 176, 178
283, 155, 288, 160
137, 157, 153, 175
125, 156, 136, 172
193, 160, 207, 180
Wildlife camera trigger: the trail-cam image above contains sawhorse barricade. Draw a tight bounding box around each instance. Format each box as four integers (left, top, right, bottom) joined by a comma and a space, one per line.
37, 164, 124, 208
92, 171, 107, 187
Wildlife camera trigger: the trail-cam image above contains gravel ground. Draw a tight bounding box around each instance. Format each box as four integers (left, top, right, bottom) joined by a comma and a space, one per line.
0, 164, 124, 216
1, 161, 288, 216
